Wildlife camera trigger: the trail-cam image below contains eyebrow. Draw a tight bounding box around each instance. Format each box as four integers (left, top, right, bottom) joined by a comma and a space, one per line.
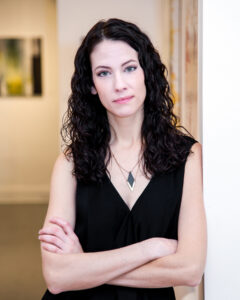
94, 59, 137, 71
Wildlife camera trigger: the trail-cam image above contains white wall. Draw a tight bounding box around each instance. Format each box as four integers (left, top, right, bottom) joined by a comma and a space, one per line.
0, 0, 59, 203
202, 0, 240, 299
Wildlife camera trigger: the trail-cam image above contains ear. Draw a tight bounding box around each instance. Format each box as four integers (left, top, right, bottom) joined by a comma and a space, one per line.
91, 86, 97, 95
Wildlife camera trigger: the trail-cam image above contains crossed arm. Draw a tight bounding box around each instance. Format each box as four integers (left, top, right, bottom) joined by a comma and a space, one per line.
39, 143, 207, 294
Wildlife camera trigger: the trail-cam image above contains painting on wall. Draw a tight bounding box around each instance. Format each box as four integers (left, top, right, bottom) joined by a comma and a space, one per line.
169, 0, 181, 118
170, 0, 198, 139
182, 0, 198, 138
0, 38, 42, 97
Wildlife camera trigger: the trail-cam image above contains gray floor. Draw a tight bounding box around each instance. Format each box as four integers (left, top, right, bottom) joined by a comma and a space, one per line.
0, 204, 48, 299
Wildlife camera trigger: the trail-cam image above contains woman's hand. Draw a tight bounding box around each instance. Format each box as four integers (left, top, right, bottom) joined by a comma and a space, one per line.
38, 217, 83, 254
158, 237, 178, 256
146, 237, 178, 260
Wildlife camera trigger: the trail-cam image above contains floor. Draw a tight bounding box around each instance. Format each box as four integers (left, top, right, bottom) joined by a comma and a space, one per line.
0, 204, 48, 299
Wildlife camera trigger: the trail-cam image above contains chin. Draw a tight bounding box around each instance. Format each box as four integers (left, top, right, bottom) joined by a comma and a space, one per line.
112, 110, 139, 118
109, 105, 144, 119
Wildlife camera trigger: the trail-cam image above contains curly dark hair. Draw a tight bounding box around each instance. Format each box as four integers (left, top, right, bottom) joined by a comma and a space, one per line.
61, 18, 196, 184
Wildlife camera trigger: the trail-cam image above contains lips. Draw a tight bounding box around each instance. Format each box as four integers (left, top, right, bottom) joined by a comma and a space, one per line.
113, 96, 134, 103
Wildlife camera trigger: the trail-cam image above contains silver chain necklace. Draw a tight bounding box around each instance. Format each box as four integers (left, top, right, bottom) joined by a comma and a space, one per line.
111, 150, 142, 191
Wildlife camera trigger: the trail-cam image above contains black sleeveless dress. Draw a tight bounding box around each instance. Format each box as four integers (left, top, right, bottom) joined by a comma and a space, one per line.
42, 137, 197, 300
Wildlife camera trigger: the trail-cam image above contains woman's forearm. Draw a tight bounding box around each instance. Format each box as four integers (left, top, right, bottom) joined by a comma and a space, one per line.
107, 252, 203, 288
42, 238, 160, 294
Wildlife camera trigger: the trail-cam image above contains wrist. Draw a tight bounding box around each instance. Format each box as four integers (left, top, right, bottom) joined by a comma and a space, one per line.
140, 237, 178, 261
155, 238, 178, 258
140, 238, 160, 261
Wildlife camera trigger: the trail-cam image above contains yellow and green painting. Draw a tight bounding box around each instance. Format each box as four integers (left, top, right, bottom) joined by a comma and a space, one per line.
0, 38, 42, 97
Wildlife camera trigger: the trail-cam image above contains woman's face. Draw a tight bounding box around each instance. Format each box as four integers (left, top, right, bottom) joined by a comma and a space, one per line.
90, 39, 146, 118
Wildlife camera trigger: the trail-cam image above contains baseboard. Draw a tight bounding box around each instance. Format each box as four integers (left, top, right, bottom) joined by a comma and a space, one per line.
0, 184, 49, 204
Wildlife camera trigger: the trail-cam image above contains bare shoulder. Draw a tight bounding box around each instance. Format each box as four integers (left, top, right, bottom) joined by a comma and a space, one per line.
184, 141, 203, 186
188, 142, 202, 160
54, 151, 75, 172
50, 151, 76, 193
185, 142, 202, 174
44, 151, 77, 228
191, 141, 202, 152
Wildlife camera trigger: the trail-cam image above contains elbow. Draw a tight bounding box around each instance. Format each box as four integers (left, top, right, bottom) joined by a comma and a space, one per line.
185, 264, 204, 287
187, 275, 202, 287
48, 285, 62, 295
41, 251, 69, 294
43, 264, 91, 293
43, 267, 64, 295
46, 278, 64, 295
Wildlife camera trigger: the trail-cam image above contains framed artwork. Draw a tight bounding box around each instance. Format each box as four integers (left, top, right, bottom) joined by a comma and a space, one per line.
181, 0, 198, 138
170, 0, 199, 139
0, 38, 42, 97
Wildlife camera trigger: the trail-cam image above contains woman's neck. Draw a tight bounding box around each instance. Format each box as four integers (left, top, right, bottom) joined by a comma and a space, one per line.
108, 110, 143, 149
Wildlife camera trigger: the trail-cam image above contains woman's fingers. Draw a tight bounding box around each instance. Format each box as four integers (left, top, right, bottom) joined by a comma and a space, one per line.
38, 221, 68, 251
38, 234, 64, 250
41, 241, 63, 254
39, 217, 83, 254
39, 225, 66, 242
49, 217, 74, 236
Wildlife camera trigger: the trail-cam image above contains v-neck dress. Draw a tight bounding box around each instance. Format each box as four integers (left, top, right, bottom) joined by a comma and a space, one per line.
42, 137, 197, 300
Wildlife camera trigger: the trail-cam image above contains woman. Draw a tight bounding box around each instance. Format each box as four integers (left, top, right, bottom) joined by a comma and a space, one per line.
39, 18, 207, 299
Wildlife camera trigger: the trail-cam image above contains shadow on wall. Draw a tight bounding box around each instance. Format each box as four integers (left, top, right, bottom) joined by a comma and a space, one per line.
175, 283, 203, 300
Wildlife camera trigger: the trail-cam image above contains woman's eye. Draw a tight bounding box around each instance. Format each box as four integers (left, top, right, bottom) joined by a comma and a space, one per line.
97, 71, 110, 77
125, 66, 137, 72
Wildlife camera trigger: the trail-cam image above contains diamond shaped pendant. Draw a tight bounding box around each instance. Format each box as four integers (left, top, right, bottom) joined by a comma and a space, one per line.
127, 172, 135, 191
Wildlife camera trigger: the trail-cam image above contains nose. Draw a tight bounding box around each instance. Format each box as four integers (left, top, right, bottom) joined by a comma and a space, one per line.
113, 72, 127, 92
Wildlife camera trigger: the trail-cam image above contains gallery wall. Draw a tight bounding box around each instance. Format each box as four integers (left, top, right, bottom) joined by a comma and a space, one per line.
0, 0, 59, 203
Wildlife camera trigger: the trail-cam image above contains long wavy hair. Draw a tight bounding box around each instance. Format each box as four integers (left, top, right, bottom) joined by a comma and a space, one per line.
61, 18, 196, 184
